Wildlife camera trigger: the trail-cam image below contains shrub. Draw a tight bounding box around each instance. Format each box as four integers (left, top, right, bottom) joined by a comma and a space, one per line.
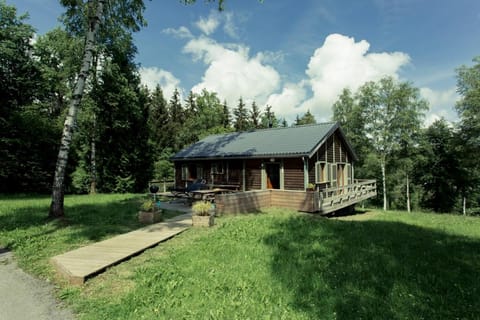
140, 198, 157, 212
192, 201, 212, 216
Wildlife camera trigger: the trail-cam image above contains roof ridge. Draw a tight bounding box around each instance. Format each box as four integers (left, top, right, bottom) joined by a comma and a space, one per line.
235, 121, 338, 134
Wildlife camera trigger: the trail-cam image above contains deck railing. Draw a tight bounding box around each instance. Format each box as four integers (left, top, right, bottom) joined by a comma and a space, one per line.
319, 179, 377, 213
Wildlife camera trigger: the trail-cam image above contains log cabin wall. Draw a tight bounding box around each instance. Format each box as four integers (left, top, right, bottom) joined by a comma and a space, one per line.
245, 159, 262, 190
283, 158, 305, 190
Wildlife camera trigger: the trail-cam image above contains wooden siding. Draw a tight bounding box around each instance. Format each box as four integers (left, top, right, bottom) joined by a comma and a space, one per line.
216, 190, 271, 214
228, 160, 242, 185
326, 136, 334, 162
318, 144, 326, 162
215, 180, 376, 215
245, 159, 262, 190
216, 190, 318, 214
283, 158, 305, 190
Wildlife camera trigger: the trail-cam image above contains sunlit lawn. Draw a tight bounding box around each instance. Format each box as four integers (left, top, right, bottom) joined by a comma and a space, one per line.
1, 195, 480, 319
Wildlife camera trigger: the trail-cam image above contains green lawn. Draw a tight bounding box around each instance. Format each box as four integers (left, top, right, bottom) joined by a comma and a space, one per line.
1, 196, 480, 319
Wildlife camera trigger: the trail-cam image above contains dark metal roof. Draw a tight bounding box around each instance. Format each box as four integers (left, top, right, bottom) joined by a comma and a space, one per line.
171, 122, 358, 161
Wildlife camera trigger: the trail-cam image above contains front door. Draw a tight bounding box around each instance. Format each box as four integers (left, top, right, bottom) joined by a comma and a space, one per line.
266, 163, 280, 189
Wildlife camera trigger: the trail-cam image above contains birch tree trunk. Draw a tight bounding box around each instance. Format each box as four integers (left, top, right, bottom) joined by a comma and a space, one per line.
49, 0, 104, 218
381, 158, 387, 211
406, 173, 411, 213
90, 115, 97, 194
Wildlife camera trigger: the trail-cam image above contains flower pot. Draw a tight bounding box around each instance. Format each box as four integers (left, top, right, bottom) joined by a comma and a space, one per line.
192, 214, 214, 227
138, 210, 162, 224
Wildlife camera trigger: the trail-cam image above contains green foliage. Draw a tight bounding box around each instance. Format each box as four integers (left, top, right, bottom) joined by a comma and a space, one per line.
139, 197, 156, 212
71, 166, 90, 194
0, 2, 54, 193
260, 104, 279, 128
294, 110, 317, 126
192, 201, 212, 216
250, 101, 261, 128
333, 77, 428, 210
113, 175, 135, 193
455, 57, 480, 207
415, 119, 461, 212
233, 97, 249, 131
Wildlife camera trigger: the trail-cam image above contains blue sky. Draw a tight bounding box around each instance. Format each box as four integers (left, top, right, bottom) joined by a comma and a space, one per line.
12, 0, 480, 125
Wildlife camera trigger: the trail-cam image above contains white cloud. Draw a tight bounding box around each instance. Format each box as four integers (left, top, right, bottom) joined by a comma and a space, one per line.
163, 26, 193, 39
265, 82, 307, 118
195, 12, 220, 35
420, 87, 458, 126
301, 33, 410, 118
223, 12, 238, 38
139, 67, 181, 99
184, 37, 281, 107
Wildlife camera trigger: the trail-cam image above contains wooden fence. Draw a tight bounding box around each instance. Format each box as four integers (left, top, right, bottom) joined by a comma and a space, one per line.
215, 179, 376, 215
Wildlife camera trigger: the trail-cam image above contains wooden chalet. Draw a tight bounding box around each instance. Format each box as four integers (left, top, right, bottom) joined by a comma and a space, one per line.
171, 122, 376, 214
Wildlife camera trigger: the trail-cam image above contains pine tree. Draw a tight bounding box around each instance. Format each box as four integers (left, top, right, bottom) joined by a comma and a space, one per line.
250, 101, 261, 129
261, 105, 279, 128
221, 100, 231, 128
233, 97, 249, 131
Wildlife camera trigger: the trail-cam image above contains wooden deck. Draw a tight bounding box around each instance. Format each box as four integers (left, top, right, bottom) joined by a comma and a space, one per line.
51, 213, 192, 285
215, 179, 377, 214
319, 179, 377, 214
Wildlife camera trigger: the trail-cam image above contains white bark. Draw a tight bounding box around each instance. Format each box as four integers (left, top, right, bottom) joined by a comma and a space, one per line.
381, 159, 387, 211
406, 173, 411, 213
49, 0, 104, 218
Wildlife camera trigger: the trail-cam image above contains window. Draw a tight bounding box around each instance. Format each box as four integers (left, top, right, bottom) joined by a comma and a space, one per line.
346, 164, 352, 185
330, 163, 337, 188
211, 162, 224, 174
315, 161, 330, 183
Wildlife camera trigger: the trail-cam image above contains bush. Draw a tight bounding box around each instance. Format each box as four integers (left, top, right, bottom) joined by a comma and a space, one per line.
192, 201, 212, 216
140, 198, 157, 212
466, 207, 480, 216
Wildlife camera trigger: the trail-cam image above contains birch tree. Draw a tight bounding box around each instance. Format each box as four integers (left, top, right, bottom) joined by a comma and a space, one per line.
356, 77, 427, 211
49, 0, 146, 218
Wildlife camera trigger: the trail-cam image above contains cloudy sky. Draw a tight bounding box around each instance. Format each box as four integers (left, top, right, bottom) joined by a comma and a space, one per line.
13, 0, 480, 125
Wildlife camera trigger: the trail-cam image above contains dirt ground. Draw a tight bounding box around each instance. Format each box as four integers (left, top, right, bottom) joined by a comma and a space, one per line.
0, 249, 75, 320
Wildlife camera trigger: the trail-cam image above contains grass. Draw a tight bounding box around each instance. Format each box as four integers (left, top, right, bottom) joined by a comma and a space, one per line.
0, 194, 181, 277
1, 196, 480, 319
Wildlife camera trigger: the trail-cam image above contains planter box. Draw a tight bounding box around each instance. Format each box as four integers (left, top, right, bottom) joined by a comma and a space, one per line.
138, 210, 162, 224
192, 215, 214, 227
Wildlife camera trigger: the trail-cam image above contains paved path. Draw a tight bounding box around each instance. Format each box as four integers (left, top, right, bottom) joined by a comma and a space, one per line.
0, 250, 75, 320
51, 213, 191, 285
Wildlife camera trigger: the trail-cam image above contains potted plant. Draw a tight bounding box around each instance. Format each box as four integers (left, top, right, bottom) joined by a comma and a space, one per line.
138, 198, 162, 224
307, 183, 316, 191
192, 201, 214, 227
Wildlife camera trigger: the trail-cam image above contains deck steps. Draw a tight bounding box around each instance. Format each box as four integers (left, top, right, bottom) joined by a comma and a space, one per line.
51, 214, 192, 285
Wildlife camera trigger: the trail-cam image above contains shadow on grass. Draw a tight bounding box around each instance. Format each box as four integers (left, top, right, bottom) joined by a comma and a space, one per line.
264, 214, 480, 319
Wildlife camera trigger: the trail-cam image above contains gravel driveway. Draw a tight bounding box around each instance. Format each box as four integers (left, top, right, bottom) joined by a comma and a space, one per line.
0, 250, 75, 320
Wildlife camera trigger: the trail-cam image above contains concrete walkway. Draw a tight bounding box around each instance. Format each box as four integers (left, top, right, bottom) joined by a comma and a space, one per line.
51, 213, 191, 285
